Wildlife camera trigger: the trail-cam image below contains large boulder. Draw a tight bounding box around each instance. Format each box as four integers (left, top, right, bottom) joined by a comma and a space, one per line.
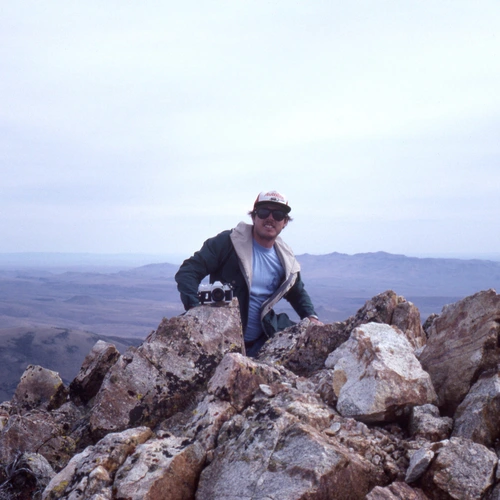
207, 352, 282, 411
452, 371, 500, 447
419, 437, 498, 499
89, 301, 243, 438
69, 340, 120, 405
258, 320, 350, 375
0, 402, 84, 470
113, 435, 206, 500
419, 289, 500, 415
42, 426, 153, 499
196, 390, 387, 499
158, 393, 236, 455
11, 365, 67, 413
325, 322, 436, 423
408, 404, 453, 442
345, 290, 427, 350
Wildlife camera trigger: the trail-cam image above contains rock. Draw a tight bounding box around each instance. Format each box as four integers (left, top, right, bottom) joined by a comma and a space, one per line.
422, 313, 438, 336
419, 437, 498, 499
196, 391, 387, 499
452, 371, 500, 447
409, 404, 453, 442
345, 290, 427, 350
487, 484, 500, 500
42, 426, 153, 499
0, 401, 84, 470
11, 365, 67, 413
324, 416, 408, 482
258, 291, 426, 378
325, 322, 436, 423
0, 452, 55, 500
69, 340, 120, 405
309, 368, 339, 408
367, 481, 430, 499
405, 446, 435, 484
258, 320, 350, 375
114, 435, 206, 499
391, 300, 427, 350
159, 394, 236, 455
89, 301, 243, 438
207, 352, 282, 411
419, 289, 500, 415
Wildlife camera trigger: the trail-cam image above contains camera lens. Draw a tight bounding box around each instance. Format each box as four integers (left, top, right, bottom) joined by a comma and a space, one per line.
211, 287, 225, 302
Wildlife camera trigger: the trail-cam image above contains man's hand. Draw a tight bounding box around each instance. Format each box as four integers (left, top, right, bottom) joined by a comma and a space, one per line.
308, 316, 324, 326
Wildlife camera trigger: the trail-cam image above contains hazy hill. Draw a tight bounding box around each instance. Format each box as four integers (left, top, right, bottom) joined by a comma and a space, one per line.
294, 251, 500, 321
298, 251, 500, 295
0, 266, 182, 338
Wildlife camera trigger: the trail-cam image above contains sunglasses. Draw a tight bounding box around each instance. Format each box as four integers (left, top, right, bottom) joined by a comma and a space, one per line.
255, 207, 287, 222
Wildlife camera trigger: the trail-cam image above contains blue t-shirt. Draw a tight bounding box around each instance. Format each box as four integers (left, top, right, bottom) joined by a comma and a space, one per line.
245, 240, 285, 342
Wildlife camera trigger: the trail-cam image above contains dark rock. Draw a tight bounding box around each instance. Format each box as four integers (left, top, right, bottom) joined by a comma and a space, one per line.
88, 301, 243, 438
345, 290, 427, 350
42, 426, 153, 499
419, 289, 500, 416
367, 481, 430, 499
419, 437, 498, 499
11, 365, 67, 413
452, 371, 500, 447
0, 402, 84, 471
69, 340, 120, 405
409, 404, 453, 442
259, 319, 350, 375
207, 352, 282, 411
0, 452, 55, 500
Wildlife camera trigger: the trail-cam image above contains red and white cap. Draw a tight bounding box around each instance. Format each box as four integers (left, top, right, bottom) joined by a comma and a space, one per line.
253, 190, 291, 213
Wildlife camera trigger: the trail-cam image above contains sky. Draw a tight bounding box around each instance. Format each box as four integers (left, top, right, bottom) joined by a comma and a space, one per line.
1, 1, 500, 262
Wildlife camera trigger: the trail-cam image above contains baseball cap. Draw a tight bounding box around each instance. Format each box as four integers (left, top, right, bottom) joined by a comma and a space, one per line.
253, 190, 291, 213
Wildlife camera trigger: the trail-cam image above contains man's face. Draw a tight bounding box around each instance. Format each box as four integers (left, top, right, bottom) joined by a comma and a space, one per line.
252, 203, 288, 247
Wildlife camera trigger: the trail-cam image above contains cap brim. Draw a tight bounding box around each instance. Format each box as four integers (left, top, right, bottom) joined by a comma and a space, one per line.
255, 201, 291, 213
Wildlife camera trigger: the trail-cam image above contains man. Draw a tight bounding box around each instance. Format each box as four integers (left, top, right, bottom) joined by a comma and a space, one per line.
175, 190, 322, 357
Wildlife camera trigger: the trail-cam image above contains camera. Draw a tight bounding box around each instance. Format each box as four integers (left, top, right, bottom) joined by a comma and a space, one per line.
198, 281, 233, 305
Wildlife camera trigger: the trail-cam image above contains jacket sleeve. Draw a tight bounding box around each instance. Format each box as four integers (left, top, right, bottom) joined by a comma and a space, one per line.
174, 230, 232, 310
284, 272, 317, 319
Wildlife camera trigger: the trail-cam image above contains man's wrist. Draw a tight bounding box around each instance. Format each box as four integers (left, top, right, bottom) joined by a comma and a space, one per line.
308, 315, 324, 326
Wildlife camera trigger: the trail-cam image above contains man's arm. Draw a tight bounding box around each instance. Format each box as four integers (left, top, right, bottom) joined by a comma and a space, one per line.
175, 230, 232, 310
284, 273, 322, 324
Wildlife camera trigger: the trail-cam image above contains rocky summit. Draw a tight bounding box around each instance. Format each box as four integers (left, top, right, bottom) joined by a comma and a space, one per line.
1, 290, 500, 499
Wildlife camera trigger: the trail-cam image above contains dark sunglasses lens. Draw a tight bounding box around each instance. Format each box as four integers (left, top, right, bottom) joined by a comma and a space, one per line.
256, 208, 285, 221
272, 210, 285, 221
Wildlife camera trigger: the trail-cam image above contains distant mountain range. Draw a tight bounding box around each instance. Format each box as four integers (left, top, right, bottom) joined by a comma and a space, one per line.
0, 252, 185, 270
1, 251, 500, 401
298, 251, 500, 295
291, 251, 500, 323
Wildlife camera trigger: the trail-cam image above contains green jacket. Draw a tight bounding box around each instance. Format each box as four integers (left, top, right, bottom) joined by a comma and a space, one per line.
175, 222, 317, 338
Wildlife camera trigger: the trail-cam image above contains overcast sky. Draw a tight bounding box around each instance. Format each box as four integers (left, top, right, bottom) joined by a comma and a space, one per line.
2, 1, 499, 262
